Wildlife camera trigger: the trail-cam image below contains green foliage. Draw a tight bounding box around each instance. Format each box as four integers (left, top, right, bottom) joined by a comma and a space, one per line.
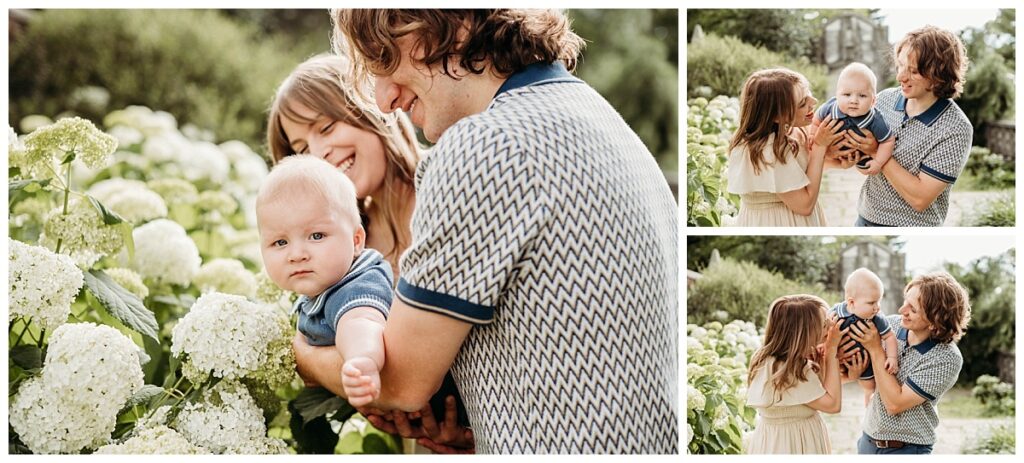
945, 249, 1015, 384
686, 95, 739, 226
969, 194, 1015, 227
688, 258, 840, 328
687, 320, 760, 454
688, 9, 817, 58
971, 375, 1015, 417
9, 10, 300, 147
957, 51, 1015, 145
963, 424, 1016, 454
962, 147, 1015, 191
687, 34, 830, 98
570, 9, 679, 171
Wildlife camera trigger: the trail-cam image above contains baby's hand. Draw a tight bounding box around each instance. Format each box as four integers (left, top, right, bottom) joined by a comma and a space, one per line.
342, 356, 382, 407
863, 158, 884, 175
885, 356, 899, 375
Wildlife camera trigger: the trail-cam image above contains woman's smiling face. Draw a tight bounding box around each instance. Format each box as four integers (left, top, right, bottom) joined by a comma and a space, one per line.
788, 82, 817, 128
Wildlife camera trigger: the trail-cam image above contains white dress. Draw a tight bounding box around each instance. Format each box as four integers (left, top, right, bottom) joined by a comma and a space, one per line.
727, 133, 827, 226
744, 360, 832, 454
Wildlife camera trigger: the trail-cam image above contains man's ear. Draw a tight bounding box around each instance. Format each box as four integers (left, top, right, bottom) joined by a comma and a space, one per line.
353, 225, 366, 254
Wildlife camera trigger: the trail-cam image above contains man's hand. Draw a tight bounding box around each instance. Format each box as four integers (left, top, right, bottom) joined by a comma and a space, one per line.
293, 332, 321, 387
848, 320, 882, 354
360, 395, 475, 454
842, 128, 879, 156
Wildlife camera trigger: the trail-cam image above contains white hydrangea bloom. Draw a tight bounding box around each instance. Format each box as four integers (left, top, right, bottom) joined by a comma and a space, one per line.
104, 267, 150, 299
40, 198, 124, 268
87, 178, 168, 224
175, 381, 283, 454
104, 105, 177, 136
107, 125, 144, 147
9, 125, 25, 152
221, 140, 269, 194
10, 323, 144, 454
147, 177, 199, 206
178, 141, 230, 185
142, 131, 190, 163
8, 239, 83, 331
131, 219, 201, 286
687, 385, 706, 411
192, 258, 257, 298
171, 293, 284, 381
95, 426, 208, 455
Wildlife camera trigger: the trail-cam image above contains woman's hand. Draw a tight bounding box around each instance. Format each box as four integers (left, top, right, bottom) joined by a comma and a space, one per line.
824, 314, 842, 352
841, 350, 869, 382
360, 396, 475, 454
842, 128, 879, 156
813, 116, 845, 153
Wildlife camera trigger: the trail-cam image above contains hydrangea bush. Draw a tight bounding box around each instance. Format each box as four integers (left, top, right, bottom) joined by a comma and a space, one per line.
687, 319, 761, 454
8, 108, 391, 454
686, 90, 741, 226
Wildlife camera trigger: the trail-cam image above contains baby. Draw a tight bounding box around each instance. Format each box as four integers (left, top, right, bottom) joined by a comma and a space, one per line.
256, 155, 391, 406
812, 62, 895, 174
830, 267, 898, 406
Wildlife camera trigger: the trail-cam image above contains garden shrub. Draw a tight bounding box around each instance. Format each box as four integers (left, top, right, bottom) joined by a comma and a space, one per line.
957, 50, 1015, 146
687, 95, 739, 226
962, 146, 1015, 191
9, 10, 301, 147
945, 250, 1015, 384
688, 258, 839, 328
687, 34, 829, 98
968, 193, 1015, 227
963, 424, 1015, 454
687, 319, 760, 454
971, 375, 1015, 417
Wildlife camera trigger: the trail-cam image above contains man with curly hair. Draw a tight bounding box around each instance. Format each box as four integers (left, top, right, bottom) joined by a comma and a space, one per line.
293, 9, 678, 454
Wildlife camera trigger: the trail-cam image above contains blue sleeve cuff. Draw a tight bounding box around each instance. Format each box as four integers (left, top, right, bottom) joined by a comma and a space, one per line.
906, 377, 936, 401
920, 164, 957, 183
396, 278, 494, 325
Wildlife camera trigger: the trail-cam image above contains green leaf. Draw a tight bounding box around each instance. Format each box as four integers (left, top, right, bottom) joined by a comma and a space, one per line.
292, 387, 351, 425
61, 150, 77, 165
8, 178, 51, 207
85, 194, 124, 225
83, 269, 158, 340
288, 399, 339, 454
117, 384, 164, 416
360, 434, 392, 454
10, 345, 42, 370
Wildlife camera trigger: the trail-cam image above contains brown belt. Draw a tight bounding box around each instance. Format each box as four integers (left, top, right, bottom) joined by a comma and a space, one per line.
869, 437, 906, 449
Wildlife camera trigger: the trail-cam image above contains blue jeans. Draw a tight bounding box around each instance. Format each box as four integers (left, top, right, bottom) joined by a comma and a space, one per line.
857, 433, 934, 454
855, 215, 894, 227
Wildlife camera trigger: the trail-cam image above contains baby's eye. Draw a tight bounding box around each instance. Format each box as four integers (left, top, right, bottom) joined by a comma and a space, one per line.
310, 232, 325, 240
272, 239, 287, 247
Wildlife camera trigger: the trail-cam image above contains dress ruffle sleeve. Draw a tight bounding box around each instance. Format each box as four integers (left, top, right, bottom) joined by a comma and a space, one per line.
727, 135, 810, 195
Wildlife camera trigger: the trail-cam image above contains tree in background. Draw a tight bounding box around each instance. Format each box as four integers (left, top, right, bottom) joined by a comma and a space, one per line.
570, 9, 678, 171
945, 249, 1016, 385
958, 9, 1016, 146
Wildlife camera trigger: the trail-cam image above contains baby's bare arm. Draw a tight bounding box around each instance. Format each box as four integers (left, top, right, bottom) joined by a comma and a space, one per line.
335, 307, 387, 368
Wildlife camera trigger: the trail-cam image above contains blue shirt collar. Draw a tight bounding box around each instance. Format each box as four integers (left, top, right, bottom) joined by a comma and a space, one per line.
291, 249, 383, 316
893, 93, 952, 127
494, 61, 581, 98
896, 326, 938, 354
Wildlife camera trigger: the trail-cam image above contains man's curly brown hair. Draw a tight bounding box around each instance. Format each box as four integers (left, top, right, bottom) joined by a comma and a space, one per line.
332, 9, 584, 83
894, 26, 969, 100
905, 272, 971, 344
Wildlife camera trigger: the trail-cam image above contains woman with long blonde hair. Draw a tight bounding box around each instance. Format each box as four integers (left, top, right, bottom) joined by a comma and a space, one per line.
745, 294, 842, 454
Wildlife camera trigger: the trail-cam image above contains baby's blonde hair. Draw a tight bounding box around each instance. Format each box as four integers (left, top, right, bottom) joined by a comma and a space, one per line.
844, 267, 884, 300
256, 155, 361, 228
838, 62, 878, 94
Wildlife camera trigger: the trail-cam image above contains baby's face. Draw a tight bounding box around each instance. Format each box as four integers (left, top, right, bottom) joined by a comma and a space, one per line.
836, 74, 875, 118
847, 281, 883, 320
258, 194, 362, 297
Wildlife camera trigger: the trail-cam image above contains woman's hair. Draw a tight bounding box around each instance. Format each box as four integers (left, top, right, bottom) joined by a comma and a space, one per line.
894, 26, 969, 100
728, 68, 808, 175
331, 9, 584, 99
256, 155, 360, 228
747, 294, 828, 400
266, 54, 419, 259
905, 272, 972, 343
